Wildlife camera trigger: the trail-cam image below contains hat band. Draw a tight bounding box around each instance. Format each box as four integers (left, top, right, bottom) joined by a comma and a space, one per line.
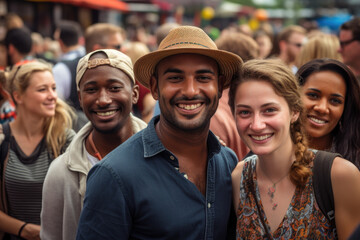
87, 59, 111, 69
163, 41, 211, 50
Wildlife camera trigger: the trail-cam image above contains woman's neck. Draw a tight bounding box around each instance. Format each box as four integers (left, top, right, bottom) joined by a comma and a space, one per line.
256, 142, 296, 181
308, 135, 333, 151
10, 112, 45, 138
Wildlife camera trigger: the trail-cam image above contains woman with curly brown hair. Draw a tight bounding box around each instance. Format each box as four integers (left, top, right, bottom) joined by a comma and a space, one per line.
0, 61, 75, 240
228, 59, 360, 239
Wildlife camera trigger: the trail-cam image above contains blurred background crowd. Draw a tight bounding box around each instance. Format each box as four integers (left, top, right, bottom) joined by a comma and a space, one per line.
0, 0, 359, 126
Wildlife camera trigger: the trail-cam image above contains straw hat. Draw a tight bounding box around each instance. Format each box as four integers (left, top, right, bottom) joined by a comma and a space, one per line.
134, 26, 243, 89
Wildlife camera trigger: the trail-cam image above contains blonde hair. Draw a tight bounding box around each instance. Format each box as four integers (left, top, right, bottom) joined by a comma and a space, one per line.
7, 61, 74, 158
228, 59, 313, 187
296, 33, 342, 68
85, 23, 125, 53
215, 32, 259, 61
124, 41, 150, 66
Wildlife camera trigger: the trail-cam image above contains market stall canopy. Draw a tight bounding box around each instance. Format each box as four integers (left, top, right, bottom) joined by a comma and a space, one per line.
28, 0, 128, 11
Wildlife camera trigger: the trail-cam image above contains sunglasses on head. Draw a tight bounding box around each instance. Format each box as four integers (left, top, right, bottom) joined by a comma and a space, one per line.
102, 43, 122, 50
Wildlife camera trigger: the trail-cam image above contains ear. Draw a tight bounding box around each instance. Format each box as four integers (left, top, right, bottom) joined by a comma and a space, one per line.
279, 40, 287, 51
77, 90, 82, 109
291, 111, 300, 123
92, 43, 103, 51
218, 75, 225, 99
132, 84, 139, 105
12, 91, 22, 104
8, 44, 15, 55
149, 75, 159, 100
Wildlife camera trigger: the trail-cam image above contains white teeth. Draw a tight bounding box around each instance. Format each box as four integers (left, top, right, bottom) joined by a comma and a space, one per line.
251, 134, 272, 141
178, 103, 201, 110
97, 110, 116, 116
309, 117, 326, 124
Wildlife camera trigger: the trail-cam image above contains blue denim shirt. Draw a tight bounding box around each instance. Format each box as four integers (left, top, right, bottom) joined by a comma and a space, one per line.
76, 116, 238, 240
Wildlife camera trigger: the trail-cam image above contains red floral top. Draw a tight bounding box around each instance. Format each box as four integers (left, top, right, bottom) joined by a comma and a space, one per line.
236, 155, 336, 239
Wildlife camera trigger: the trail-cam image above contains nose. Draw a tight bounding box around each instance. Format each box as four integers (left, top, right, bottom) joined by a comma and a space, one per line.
49, 88, 57, 99
250, 113, 266, 131
313, 98, 329, 114
182, 77, 199, 98
96, 89, 111, 106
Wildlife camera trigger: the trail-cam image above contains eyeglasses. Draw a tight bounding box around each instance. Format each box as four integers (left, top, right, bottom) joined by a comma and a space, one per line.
102, 43, 122, 50
339, 38, 358, 48
287, 42, 303, 48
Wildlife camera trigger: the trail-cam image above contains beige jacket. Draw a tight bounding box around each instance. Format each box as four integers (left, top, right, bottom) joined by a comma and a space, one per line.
40, 115, 147, 240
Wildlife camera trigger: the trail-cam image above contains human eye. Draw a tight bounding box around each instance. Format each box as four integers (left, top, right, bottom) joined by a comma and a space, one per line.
330, 97, 343, 105
84, 87, 97, 93
305, 92, 318, 99
166, 75, 183, 83
236, 109, 251, 118
197, 74, 212, 82
264, 107, 277, 114
109, 85, 123, 92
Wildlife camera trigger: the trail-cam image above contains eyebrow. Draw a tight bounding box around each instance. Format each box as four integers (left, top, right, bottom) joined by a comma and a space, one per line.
163, 68, 215, 75
307, 88, 345, 99
83, 79, 124, 86
235, 102, 279, 108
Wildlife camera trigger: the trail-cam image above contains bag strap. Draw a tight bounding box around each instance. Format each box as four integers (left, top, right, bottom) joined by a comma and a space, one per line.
313, 150, 341, 237
0, 123, 11, 178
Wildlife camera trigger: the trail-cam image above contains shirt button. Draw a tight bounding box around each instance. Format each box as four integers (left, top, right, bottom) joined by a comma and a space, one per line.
170, 156, 175, 160
208, 203, 211, 208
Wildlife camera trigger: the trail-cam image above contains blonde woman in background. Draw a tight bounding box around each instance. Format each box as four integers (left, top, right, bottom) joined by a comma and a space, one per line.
0, 61, 74, 240
296, 33, 342, 69
124, 41, 156, 123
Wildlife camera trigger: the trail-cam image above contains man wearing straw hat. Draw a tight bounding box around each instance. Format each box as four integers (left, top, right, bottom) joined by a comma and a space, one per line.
76, 26, 243, 239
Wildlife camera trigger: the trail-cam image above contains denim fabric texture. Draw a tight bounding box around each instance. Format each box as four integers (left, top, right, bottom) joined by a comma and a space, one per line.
76, 116, 238, 240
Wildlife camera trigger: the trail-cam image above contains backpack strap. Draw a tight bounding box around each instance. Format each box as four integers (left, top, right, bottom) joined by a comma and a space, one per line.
313, 150, 341, 237
0, 122, 11, 179
61, 56, 82, 110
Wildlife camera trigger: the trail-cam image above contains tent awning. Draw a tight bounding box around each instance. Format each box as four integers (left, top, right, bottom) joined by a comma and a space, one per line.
28, 0, 128, 11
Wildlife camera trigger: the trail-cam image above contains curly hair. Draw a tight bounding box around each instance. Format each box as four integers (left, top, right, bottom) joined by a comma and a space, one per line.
7, 61, 74, 158
296, 58, 360, 169
228, 59, 313, 187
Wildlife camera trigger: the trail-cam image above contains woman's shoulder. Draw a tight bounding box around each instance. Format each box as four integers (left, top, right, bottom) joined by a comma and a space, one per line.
331, 156, 360, 182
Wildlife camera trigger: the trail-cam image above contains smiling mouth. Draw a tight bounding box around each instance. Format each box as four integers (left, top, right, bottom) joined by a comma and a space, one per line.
96, 110, 117, 116
250, 134, 272, 141
177, 103, 202, 110
308, 116, 327, 124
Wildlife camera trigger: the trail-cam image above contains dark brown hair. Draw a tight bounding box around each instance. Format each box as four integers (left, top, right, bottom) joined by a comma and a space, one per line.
297, 58, 360, 169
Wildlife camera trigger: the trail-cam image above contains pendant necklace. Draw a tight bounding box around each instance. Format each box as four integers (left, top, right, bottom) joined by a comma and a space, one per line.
263, 170, 289, 210
88, 131, 102, 160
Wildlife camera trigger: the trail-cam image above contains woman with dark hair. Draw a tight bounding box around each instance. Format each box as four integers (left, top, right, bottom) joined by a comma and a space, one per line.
229, 59, 360, 239
0, 61, 75, 240
296, 58, 360, 169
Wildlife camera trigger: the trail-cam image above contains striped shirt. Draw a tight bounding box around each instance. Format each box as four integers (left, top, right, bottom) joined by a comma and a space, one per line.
4, 129, 74, 240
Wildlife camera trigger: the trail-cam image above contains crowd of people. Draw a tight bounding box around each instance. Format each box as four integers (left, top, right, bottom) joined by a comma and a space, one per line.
0, 11, 359, 240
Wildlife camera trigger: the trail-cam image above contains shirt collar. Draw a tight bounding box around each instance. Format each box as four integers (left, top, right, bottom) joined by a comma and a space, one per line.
142, 115, 221, 159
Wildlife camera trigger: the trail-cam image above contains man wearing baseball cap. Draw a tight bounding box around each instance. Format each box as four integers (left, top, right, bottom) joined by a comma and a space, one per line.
40, 49, 147, 240
77, 26, 243, 239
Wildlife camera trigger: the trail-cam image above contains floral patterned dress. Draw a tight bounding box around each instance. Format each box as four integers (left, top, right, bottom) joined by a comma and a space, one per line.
236, 155, 336, 239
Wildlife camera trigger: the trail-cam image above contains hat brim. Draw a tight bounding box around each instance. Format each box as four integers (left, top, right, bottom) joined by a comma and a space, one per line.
134, 48, 242, 89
